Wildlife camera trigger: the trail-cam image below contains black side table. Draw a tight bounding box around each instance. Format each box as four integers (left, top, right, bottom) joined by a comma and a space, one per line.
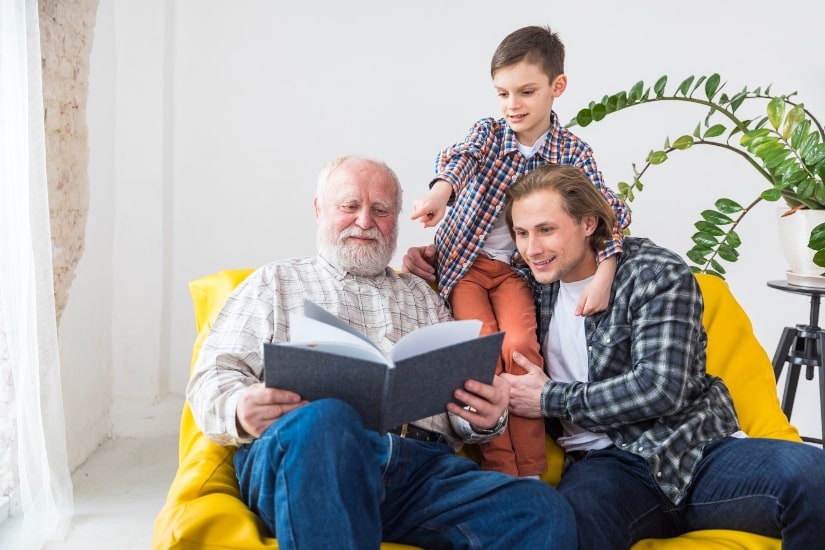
767, 280, 825, 447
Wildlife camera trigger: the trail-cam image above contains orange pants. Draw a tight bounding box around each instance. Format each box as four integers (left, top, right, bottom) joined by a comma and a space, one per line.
449, 254, 546, 477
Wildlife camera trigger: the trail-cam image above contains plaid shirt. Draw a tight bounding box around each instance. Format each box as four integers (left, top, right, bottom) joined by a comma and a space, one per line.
432, 112, 630, 299
187, 256, 504, 450
531, 238, 740, 505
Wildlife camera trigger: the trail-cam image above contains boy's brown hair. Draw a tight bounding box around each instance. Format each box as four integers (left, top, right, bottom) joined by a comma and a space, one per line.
490, 25, 565, 82
505, 164, 616, 254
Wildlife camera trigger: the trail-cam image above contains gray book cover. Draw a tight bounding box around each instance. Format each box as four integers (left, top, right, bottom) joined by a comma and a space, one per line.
263, 300, 504, 433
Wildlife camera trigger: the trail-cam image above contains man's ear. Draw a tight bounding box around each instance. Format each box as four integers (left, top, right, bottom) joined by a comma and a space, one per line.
582, 214, 598, 237
313, 196, 321, 222
551, 74, 568, 97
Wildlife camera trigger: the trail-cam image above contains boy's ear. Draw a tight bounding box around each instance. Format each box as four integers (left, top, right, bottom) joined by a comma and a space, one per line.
551, 74, 568, 97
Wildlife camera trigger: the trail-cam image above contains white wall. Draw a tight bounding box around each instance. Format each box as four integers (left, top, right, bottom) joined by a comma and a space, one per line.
66, 0, 825, 466
58, 0, 114, 470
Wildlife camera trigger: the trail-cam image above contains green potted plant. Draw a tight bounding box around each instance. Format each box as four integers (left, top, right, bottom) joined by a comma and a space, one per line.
568, 73, 825, 282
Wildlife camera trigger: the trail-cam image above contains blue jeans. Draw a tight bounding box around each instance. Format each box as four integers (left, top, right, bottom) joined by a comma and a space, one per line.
234, 399, 576, 550
556, 437, 825, 549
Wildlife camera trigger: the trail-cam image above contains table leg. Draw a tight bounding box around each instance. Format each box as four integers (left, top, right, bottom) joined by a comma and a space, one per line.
772, 327, 798, 381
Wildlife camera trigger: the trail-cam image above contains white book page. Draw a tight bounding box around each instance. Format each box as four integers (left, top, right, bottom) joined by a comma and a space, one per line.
288, 313, 386, 364
390, 319, 482, 363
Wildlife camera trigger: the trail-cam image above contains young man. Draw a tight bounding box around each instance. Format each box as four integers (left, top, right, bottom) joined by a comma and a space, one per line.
501, 163, 825, 549
186, 156, 576, 550
410, 24, 630, 478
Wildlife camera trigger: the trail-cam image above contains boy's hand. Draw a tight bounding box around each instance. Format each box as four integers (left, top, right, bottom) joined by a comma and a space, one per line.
575, 255, 617, 316
411, 179, 452, 228
401, 244, 437, 282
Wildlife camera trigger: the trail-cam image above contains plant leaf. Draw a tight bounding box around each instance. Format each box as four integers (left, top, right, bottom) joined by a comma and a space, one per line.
703, 124, 726, 138
813, 250, 825, 269
592, 103, 607, 122
629, 80, 644, 103
692, 76, 707, 96
692, 231, 720, 247
809, 222, 825, 252
704, 73, 721, 100
648, 150, 668, 165
653, 76, 668, 97
694, 221, 725, 235
574, 108, 593, 127
805, 142, 825, 166
724, 230, 742, 248
717, 244, 739, 262
782, 104, 806, 140
761, 188, 783, 201
767, 96, 786, 130
686, 247, 710, 264
715, 198, 743, 213
701, 210, 733, 225
709, 259, 727, 275
677, 76, 695, 96
672, 135, 694, 150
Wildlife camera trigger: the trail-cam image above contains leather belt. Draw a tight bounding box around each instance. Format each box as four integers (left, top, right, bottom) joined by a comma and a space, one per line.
389, 423, 444, 443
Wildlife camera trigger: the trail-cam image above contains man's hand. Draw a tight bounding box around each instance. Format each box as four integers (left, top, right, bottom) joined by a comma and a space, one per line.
500, 352, 548, 419
235, 383, 308, 438
401, 244, 437, 282
447, 375, 511, 430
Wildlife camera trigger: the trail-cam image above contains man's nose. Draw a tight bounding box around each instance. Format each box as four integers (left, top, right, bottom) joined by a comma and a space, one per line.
525, 234, 541, 257
354, 208, 374, 229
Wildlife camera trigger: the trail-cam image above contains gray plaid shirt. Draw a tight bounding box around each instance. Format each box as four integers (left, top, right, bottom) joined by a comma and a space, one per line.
532, 237, 740, 504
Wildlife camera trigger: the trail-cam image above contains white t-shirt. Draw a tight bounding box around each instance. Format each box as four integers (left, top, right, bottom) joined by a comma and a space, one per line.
480, 131, 551, 263
543, 277, 613, 451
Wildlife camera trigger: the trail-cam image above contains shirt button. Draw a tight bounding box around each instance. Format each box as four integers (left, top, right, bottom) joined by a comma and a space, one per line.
657, 472, 662, 478
637, 447, 644, 452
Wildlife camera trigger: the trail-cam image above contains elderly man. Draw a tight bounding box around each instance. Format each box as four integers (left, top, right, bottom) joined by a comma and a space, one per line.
186, 156, 575, 550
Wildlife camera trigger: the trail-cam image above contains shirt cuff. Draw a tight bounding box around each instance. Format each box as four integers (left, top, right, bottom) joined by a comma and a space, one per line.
541, 380, 567, 418
450, 408, 508, 444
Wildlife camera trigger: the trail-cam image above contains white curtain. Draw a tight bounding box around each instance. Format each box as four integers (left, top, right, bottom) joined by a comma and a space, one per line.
0, 0, 74, 548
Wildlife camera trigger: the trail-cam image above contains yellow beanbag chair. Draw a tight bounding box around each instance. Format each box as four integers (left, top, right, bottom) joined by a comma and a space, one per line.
152, 271, 799, 549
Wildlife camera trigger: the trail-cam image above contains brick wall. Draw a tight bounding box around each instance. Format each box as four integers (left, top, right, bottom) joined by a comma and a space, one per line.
39, 0, 99, 324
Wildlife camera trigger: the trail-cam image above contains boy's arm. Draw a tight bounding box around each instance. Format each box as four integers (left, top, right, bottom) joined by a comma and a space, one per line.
433, 118, 499, 203
575, 152, 631, 263
576, 255, 617, 316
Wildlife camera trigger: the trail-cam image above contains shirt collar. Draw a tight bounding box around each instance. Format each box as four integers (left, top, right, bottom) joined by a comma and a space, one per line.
315, 254, 391, 283
501, 110, 561, 160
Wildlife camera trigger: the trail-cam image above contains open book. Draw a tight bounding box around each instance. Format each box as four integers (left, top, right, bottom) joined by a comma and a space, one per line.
263, 300, 504, 433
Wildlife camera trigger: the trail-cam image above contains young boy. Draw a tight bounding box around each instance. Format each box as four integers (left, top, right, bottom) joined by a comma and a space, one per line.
411, 25, 630, 477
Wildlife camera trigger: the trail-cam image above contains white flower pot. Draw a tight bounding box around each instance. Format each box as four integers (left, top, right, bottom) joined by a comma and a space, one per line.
777, 207, 825, 287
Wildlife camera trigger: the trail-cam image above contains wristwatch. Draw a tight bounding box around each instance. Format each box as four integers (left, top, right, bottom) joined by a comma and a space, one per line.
472, 408, 508, 435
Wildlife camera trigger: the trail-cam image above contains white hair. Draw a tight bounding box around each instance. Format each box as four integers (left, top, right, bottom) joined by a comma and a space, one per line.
314, 155, 402, 210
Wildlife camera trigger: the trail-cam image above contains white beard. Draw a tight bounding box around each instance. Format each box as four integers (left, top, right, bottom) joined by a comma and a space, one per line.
316, 224, 397, 277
